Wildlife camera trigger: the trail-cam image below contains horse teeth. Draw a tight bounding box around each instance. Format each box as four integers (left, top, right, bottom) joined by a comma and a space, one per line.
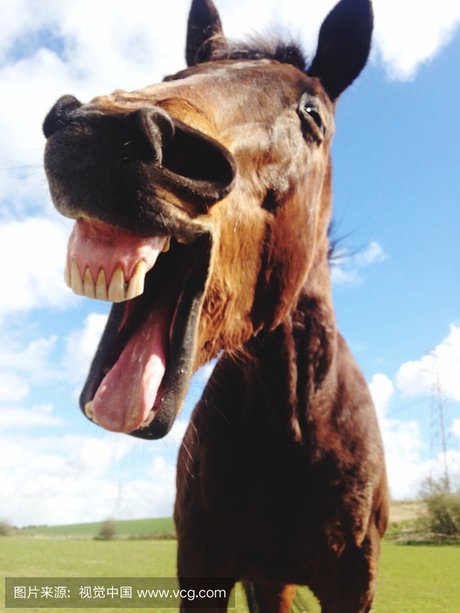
84, 401, 94, 418
95, 269, 108, 300
139, 412, 154, 428
70, 259, 83, 295
126, 260, 147, 300
66, 258, 151, 302
64, 262, 70, 286
107, 266, 126, 302
83, 267, 95, 299
84, 401, 98, 424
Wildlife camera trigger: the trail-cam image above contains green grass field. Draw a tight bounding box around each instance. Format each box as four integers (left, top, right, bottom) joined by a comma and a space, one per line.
1, 535, 459, 612
20, 517, 175, 539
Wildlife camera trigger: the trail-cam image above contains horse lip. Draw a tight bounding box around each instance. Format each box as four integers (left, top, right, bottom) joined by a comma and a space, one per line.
154, 164, 236, 206
49, 193, 212, 242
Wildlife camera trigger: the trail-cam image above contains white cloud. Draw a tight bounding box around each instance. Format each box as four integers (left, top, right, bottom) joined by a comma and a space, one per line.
65, 434, 133, 476
0, 438, 121, 525
368, 372, 426, 499
417, 450, 460, 491
395, 325, 460, 401
369, 324, 460, 499
0, 217, 73, 318
117, 465, 176, 521
0, 51, 71, 168
353, 241, 386, 268
331, 240, 386, 286
165, 419, 188, 446
382, 419, 424, 499
369, 378, 459, 500
369, 373, 394, 421
331, 265, 361, 287
0, 311, 107, 413
0, 404, 65, 430
0, 300, 188, 527
0, 431, 177, 526
453, 419, 460, 438
64, 312, 108, 386
0, 373, 29, 403
0, 332, 60, 385
372, 0, 460, 80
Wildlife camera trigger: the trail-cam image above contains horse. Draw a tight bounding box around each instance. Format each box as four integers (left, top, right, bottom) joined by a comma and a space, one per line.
43, 0, 388, 610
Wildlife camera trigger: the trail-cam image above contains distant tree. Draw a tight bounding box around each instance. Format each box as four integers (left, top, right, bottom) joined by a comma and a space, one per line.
97, 519, 117, 541
0, 520, 12, 536
421, 477, 460, 540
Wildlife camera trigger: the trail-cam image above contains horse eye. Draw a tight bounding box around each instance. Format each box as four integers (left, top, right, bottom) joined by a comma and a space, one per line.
303, 106, 323, 131
298, 94, 326, 140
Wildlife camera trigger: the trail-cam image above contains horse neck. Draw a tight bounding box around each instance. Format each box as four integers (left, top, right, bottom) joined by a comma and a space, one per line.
237, 243, 337, 443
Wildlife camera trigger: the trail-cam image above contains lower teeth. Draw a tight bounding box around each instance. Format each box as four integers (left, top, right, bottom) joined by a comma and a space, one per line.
84, 401, 98, 424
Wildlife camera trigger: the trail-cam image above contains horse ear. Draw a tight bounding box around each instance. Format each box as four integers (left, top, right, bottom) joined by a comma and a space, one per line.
186, 0, 224, 66
308, 0, 373, 101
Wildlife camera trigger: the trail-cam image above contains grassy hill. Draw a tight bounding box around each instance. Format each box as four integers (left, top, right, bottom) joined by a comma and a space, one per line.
20, 516, 175, 539
16, 501, 427, 540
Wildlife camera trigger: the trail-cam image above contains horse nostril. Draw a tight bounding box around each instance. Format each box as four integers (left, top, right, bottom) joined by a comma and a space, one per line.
130, 107, 236, 203
43, 95, 83, 139
161, 118, 236, 191
130, 108, 176, 164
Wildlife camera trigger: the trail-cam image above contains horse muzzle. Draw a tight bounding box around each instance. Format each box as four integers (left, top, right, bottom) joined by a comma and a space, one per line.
43, 94, 236, 233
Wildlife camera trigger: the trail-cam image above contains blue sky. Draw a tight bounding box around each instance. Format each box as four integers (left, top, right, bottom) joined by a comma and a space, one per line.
0, 0, 459, 527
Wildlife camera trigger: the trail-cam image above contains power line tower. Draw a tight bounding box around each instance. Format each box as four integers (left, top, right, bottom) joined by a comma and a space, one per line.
112, 479, 123, 520
428, 353, 451, 490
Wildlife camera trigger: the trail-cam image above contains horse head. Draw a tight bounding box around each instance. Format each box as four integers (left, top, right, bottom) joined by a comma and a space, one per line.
43, 0, 373, 438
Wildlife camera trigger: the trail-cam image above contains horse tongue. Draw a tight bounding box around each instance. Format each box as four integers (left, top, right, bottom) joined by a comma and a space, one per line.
90, 299, 170, 433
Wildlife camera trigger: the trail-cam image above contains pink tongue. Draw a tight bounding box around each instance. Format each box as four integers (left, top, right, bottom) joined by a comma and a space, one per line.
91, 300, 170, 433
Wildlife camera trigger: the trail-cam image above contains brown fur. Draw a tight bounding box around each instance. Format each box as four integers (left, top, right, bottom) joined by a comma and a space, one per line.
43, 0, 388, 610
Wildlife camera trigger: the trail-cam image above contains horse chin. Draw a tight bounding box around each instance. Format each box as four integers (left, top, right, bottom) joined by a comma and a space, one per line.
78, 227, 212, 440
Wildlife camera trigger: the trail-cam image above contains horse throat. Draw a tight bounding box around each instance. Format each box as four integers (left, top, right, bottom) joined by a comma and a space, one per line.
226, 288, 337, 445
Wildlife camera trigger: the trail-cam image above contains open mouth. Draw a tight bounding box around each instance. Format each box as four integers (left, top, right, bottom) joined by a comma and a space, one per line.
43, 98, 236, 439
68, 217, 211, 439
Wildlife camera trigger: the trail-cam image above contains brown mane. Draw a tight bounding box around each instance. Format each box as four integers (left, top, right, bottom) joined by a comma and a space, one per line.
209, 35, 308, 70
